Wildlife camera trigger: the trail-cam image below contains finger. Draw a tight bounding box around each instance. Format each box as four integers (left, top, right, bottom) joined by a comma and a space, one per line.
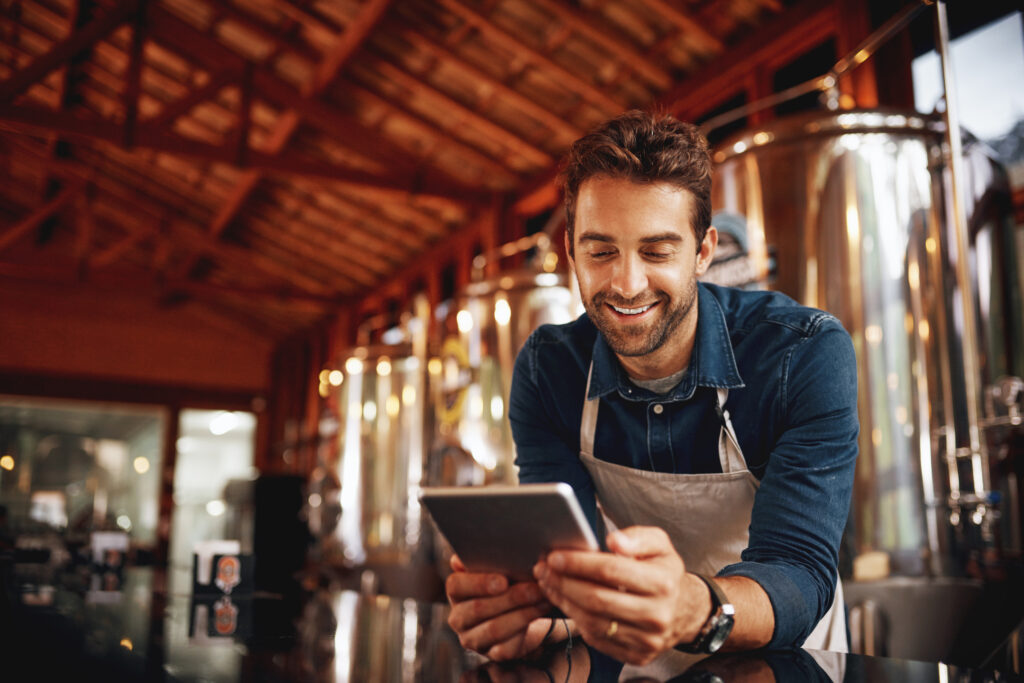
537, 551, 673, 597
606, 526, 676, 559
449, 581, 547, 632
458, 603, 552, 656
446, 571, 508, 603
451, 554, 468, 573
536, 565, 678, 639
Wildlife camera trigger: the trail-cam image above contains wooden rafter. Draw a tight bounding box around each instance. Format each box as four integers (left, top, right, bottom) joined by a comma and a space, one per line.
143, 3, 481, 197
9, 138, 339, 296
529, 0, 673, 90
202, 0, 395, 244
91, 230, 144, 268
0, 182, 82, 253
0, 0, 135, 103
640, 0, 725, 54
655, 0, 835, 119
432, 0, 625, 114
362, 54, 552, 167
0, 104, 484, 204
391, 24, 582, 142
122, 1, 145, 148
145, 68, 233, 128
341, 77, 521, 186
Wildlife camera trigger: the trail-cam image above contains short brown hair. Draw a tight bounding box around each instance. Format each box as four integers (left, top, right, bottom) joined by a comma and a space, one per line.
561, 110, 711, 255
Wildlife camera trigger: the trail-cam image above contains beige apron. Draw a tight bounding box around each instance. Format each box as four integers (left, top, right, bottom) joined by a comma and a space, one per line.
578, 364, 846, 654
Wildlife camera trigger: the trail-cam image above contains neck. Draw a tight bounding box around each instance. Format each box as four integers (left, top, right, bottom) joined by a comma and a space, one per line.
616, 309, 699, 381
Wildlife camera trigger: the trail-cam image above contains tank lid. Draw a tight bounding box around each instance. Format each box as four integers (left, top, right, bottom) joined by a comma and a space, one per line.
712, 109, 943, 164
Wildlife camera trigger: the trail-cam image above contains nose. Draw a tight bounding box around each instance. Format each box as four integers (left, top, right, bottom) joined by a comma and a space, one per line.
609, 254, 648, 300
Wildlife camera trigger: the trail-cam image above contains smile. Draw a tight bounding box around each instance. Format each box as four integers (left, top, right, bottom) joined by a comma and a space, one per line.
609, 303, 655, 316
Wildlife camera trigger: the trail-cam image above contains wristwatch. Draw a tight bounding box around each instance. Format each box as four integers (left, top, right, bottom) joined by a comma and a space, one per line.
678, 574, 735, 654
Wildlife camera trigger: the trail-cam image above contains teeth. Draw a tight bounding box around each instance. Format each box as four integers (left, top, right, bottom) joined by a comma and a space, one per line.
611, 304, 652, 315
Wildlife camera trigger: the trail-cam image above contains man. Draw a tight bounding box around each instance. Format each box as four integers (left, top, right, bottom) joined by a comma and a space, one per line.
446, 111, 858, 666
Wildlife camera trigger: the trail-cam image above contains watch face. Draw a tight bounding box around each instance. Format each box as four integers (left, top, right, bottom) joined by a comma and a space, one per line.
706, 613, 735, 653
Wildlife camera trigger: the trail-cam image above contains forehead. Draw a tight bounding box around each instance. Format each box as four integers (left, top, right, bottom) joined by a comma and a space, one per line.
575, 176, 695, 241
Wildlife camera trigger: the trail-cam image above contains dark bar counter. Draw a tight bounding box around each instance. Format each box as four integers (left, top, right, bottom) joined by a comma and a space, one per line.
0, 567, 1019, 682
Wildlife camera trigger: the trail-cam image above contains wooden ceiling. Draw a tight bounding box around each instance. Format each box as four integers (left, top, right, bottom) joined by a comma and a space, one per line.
0, 0, 790, 342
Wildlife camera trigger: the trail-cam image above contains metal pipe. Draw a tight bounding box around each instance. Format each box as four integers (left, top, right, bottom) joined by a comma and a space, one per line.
933, 0, 991, 498
699, 0, 931, 135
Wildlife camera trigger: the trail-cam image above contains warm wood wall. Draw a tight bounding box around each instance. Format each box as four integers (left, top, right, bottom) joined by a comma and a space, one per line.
0, 279, 273, 393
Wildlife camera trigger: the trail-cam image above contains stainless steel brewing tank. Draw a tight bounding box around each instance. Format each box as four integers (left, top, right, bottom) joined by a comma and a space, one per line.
432, 269, 579, 485
711, 110, 1023, 575
331, 344, 430, 567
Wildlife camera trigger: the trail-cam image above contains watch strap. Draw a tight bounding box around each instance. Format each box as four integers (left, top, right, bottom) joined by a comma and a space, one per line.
678, 574, 735, 654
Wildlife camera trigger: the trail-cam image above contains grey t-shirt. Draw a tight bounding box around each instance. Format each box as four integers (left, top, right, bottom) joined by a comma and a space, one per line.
629, 367, 687, 395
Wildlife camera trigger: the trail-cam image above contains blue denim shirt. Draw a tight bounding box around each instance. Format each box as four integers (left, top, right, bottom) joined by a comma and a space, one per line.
509, 283, 859, 648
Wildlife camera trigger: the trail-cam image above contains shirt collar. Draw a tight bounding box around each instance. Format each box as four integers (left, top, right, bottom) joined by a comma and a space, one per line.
587, 283, 745, 401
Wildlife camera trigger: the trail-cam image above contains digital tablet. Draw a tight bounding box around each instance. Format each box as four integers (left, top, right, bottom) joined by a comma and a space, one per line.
420, 482, 599, 582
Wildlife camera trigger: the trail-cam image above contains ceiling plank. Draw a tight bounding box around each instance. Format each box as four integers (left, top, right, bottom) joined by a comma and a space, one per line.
432, 0, 625, 114
655, 0, 834, 119
529, 0, 673, 90
0, 182, 82, 254
341, 77, 520, 186
0, 104, 486, 203
122, 2, 145, 148
4, 132, 343, 297
639, 0, 725, 54
392, 24, 582, 143
144, 3, 485, 199
145, 67, 234, 128
0, 0, 136, 103
362, 54, 552, 167
310, 0, 394, 95
204, 0, 395, 243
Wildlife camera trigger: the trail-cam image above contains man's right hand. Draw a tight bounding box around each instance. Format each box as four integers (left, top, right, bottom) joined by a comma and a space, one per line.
445, 554, 555, 661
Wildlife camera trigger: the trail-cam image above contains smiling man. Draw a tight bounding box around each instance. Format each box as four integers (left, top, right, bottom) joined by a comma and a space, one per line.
445, 110, 859, 666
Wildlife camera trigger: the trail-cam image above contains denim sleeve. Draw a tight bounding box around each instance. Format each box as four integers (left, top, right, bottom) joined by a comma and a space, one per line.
509, 334, 599, 534
717, 318, 859, 648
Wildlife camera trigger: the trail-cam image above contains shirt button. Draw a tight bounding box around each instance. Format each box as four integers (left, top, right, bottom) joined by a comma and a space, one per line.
653, 404, 664, 414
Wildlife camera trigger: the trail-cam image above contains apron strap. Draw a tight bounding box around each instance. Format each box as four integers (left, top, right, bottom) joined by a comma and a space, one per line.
715, 388, 745, 474
580, 364, 599, 457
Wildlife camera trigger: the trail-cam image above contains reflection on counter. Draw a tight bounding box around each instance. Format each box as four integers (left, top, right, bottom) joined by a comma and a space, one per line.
1, 563, 1020, 682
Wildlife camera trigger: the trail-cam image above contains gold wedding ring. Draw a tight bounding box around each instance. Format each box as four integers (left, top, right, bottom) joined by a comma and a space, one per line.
605, 620, 619, 638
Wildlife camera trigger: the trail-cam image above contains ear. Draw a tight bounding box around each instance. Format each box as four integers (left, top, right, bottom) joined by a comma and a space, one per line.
564, 230, 576, 272
695, 226, 718, 276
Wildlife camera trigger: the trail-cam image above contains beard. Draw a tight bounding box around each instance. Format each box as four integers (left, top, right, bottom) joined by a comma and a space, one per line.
583, 277, 698, 358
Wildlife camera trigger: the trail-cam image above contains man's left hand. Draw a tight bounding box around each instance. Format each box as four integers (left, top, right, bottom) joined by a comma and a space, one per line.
532, 526, 710, 666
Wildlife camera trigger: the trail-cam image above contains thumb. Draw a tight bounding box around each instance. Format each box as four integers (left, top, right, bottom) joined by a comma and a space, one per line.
606, 525, 676, 559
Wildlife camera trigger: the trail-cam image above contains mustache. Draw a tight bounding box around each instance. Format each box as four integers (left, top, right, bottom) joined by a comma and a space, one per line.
592, 291, 664, 308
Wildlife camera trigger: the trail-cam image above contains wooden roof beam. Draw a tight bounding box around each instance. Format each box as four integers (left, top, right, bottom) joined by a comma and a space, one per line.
528, 0, 673, 90
640, 0, 725, 55
0, 181, 82, 254
341, 79, 521, 187
432, 0, 625, 114
655, 0, 835, 119
0, 0, 135, 103
272, 181, 434, 253
0, 105, 485, 204
392, 25, 582, 142
204, 0, 394, 243
3, 132, 336, 296
145, 3, 484, 204
362, 54, 552, 167
201, 0, 322, 65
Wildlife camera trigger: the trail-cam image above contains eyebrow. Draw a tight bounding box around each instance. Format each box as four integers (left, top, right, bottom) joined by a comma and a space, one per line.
578, 231, 684, 245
